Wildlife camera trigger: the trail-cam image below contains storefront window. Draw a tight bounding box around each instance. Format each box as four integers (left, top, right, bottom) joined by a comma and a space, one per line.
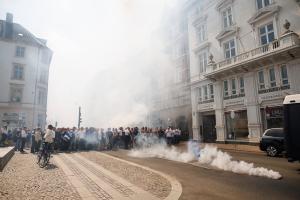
225, 110, 249, 140
265, 106, 283, 129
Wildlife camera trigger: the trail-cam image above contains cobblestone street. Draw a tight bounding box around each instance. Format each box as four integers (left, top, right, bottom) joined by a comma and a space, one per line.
0, 151, 81, 200
0, 150, 180, 200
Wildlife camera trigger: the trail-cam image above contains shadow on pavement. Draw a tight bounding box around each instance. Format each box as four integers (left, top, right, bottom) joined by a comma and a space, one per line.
45, 163, 58, 170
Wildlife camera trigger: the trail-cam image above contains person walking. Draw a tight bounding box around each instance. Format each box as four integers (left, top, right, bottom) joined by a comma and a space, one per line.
20, 127, 27, 153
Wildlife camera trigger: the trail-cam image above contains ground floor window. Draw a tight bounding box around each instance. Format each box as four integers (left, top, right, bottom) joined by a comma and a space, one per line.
264, 106, 283, 129
225, 110, 248, 140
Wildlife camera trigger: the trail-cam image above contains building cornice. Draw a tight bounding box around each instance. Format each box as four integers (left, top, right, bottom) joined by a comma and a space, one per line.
248, 5, 280, 25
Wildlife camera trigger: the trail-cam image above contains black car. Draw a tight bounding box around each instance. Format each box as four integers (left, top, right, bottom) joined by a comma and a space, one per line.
259, 128, 285, 157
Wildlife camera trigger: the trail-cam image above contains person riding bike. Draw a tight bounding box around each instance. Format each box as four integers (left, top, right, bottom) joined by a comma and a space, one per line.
37, 125, 55, 168
43, 125, 55, 154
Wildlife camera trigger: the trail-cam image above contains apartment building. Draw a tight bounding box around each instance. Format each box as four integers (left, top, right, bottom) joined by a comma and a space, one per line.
186, 0, 300, 143
0, 13, 53, 130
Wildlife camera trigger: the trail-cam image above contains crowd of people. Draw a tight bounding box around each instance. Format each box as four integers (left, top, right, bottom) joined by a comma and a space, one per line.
0, 125, 184, 153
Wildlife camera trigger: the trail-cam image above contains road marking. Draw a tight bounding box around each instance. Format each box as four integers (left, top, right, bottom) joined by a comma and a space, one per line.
56, 153, 161, 200
54, 155, 97, 200
72, 154, 159, 200
98, 152, 182, 200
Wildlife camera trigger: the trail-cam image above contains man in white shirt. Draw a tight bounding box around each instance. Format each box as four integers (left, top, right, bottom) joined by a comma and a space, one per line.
44, 125, 55, 152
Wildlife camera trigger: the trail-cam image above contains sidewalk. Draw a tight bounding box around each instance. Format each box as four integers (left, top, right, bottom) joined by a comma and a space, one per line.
179, 141, 262, 154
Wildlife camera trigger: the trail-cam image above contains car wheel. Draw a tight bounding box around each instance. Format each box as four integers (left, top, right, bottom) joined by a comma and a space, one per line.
266, 145, 278, 157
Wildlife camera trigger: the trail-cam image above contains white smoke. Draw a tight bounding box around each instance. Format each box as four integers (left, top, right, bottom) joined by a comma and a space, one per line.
199, 145, 282, 179
128, 138, 282, 179
129, 135, 195, 163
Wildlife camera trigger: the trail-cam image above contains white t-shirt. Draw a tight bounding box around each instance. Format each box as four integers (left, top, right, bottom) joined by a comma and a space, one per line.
44, 129, 55, 143
21, 130, 27, 138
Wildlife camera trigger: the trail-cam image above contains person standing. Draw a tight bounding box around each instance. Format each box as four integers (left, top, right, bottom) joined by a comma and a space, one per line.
34, 128, 42, 153
20, 127, 27, 153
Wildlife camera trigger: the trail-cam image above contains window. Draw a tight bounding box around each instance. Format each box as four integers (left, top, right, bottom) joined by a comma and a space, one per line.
240, 77, 245, 94
12, 64, 24, 80
280, 65, 288, 86
197, 24, 206, 43
257, 0, 270, 10
224, 39, 236, 59
209, 84, 214, 99
198, 87, 202, 102
41, 50, 50, 64
38, 114, 44, 128
258, 70, 265, 89
231, 79, 236, 95
39, 70, 48, 84
224, 80, 229, 96
203, 85, 208, 100
15, 46, 25, 57
199, 51, 208, 73
10, 86, 23, 103
38, 90, 46, 105
222, 7, 233, 29
269, 68, 276, 88
259, 23, 275, 45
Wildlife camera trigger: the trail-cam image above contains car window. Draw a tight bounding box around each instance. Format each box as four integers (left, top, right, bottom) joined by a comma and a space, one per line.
265, 129, 284, 137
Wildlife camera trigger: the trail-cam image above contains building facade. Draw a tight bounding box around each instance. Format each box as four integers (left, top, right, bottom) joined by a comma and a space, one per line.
0, 13, 53, 130
149, 4, 192, 137
187, 0, 300, 143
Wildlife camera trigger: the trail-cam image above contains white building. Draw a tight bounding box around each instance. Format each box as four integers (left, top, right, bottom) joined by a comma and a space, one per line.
0, 13, 53, 130
187, 0, 300, 143
149, 3, 192, 137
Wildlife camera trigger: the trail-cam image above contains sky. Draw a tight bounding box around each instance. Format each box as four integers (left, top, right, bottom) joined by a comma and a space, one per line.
0, 0, 176, 127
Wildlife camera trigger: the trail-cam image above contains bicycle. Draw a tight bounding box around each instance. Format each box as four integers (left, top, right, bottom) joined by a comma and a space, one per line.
37, 141, 51, 168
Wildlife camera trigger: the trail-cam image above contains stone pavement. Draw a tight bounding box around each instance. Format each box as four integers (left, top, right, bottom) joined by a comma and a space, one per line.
54, 152, 182, 200
0, 150, 182, 200
0, 151, 81, 200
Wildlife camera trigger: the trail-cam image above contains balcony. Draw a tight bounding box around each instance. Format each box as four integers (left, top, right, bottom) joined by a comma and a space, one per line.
205, 32, 300, 79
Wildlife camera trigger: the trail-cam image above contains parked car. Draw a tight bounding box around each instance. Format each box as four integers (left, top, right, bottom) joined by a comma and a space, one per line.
259, 128, 285, 157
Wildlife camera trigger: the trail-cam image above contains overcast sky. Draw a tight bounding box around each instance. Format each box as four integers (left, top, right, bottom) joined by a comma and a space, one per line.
0, 0, 175, 127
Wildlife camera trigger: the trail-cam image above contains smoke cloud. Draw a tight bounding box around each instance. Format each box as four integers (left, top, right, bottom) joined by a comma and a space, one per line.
129, 139, 282, 180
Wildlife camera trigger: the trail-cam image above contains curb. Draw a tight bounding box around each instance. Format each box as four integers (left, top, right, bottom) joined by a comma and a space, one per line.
0, 147, 15, 171
98, 152, 183, 200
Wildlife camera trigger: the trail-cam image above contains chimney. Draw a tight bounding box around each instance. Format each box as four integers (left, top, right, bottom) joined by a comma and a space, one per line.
5, 13, 13, 39
6, 13, 13, 23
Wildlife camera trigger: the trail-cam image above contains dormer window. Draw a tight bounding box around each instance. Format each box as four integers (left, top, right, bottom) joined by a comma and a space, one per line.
222, 7, 233, 29
257, 0, 271, 10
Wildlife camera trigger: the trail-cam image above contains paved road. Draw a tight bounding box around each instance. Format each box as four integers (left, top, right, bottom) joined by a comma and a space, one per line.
104, 149, 300, 200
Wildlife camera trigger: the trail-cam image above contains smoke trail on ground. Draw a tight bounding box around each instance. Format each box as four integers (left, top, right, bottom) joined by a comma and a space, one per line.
198, 145, 282, 179
128, 137, 282, 179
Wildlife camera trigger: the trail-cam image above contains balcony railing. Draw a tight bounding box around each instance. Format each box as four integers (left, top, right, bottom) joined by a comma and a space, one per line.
210, 32, 300, 72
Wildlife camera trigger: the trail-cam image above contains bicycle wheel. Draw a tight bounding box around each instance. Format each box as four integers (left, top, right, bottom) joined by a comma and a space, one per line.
39, 153, 48, 168
36, 151, 42, 164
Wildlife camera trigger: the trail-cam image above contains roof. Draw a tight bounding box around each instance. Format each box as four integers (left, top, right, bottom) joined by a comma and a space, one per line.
0, 20, 50, 49
283, 94, 300, 104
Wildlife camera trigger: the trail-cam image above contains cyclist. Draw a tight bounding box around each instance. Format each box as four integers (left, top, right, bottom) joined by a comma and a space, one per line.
44, 125, 55, 153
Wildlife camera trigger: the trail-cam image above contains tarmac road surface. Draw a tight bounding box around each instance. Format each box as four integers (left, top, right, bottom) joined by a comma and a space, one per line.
104, 149, 300, 200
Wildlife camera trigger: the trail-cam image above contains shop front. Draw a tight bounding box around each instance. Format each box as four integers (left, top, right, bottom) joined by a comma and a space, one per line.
202, 114, 216, 143
261, 106, 284, 130
225, 110, 249, 141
